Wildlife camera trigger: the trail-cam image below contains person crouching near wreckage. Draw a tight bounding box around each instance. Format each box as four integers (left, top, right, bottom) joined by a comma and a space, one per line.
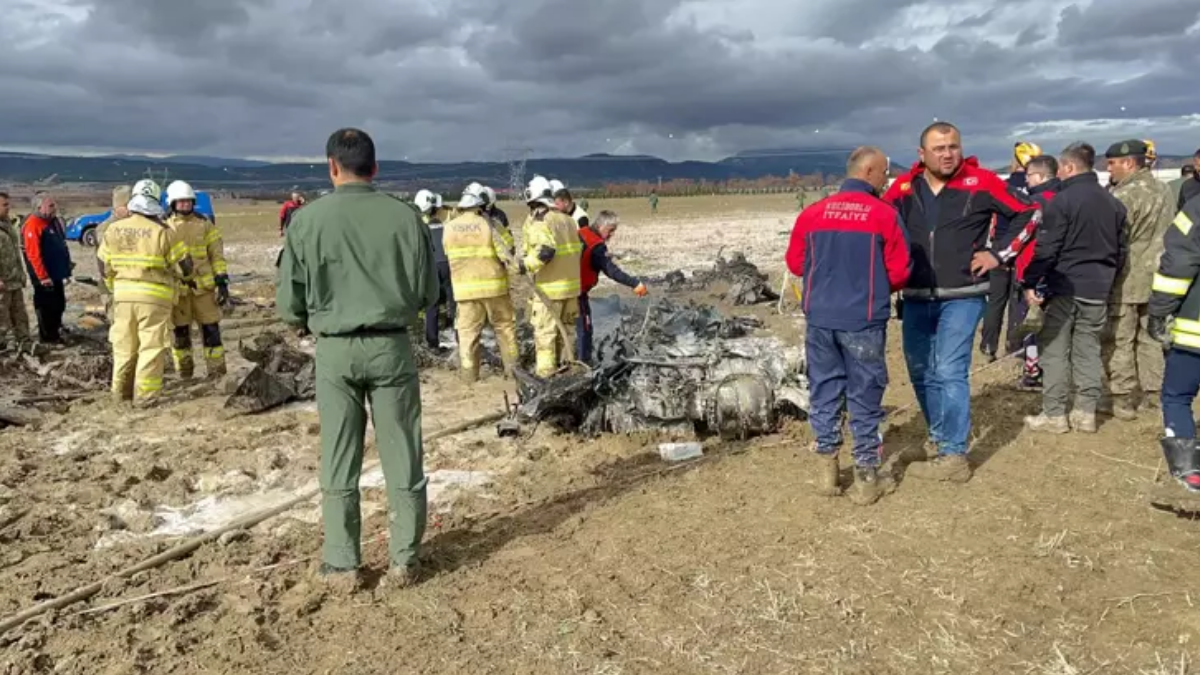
519, 175, 583, 378
165, 180, 230, 379
785, 146, 911, 505
97, 180, 195, 406
444, 182, 519, 381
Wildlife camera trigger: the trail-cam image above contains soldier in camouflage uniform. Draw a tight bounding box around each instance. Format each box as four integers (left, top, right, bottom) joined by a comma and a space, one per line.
0, 191, 31, 351
96, 185, 132, 322
1102, 140, 1175, 419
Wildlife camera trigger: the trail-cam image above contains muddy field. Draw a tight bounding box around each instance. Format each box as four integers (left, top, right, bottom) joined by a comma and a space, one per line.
2, 194, 1199, 674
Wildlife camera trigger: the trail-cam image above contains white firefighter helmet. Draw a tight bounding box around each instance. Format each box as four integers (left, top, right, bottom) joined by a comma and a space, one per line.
457, 189, 486, 210
482, 185, 497, 205
524, 175, 554, 206
132, 179, 162, 201
414, 189, 441, 214
165, 180, 196, 206
463, 182, 490, 206
548, 179, 567, 196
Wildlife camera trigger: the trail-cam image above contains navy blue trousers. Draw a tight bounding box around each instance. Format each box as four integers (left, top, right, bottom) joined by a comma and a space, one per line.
805, 324, 889, 467
1163, 348, 1200, 439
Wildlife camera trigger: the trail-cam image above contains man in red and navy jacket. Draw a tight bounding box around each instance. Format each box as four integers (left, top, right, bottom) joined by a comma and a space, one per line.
995, 154, 1060, 391
785, 146, 910, 505
576, 209, 647, 364
881, 122, 1037, 484
21, 193, 73, 344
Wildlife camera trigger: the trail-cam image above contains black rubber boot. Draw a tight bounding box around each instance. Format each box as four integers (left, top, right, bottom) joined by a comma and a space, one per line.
1160, 437, 1200, 493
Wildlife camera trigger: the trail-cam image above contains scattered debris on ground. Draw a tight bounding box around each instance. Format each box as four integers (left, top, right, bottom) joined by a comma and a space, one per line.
514, 295, 807, 438
224, 333, 315, 414
653, 251, 780, 305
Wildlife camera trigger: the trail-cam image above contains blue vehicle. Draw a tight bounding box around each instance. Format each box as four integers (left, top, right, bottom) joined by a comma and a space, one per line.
65, 191, 215, 247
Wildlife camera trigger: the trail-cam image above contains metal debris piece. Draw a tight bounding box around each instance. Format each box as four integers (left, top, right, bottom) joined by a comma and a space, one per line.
651, 251, 781, 306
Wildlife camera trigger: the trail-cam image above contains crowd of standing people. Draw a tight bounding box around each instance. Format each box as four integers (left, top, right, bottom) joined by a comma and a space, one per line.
787, 121, 1200, 505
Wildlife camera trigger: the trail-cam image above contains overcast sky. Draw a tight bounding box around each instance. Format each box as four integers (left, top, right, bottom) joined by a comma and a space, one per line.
1, 0, 1197, 166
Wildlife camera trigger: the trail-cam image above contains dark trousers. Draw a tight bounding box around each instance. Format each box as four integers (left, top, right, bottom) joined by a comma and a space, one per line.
805, 324, 889, 467
575, 294, 593, 364
423, 262, 455, 349
32, 281, 66, 343
1163, 348, 1200, 439
980, 268, 1025, 356
1039, 296, 1106, 416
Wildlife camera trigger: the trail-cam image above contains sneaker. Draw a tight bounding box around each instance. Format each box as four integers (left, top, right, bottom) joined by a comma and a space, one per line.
980, 346, 997, 363
904, 454, 971, 483
1024, 413, 1069, 434
848, 466, 893, 506
317, 563, 363, 594
814, 452, 841, 497
1068, 410, 1097, 434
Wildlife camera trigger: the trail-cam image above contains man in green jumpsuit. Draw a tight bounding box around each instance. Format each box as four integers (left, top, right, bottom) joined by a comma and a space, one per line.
277, 128, 439, 591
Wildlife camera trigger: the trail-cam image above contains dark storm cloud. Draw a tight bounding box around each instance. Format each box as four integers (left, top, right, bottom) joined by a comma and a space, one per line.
0, 0, 1197, 165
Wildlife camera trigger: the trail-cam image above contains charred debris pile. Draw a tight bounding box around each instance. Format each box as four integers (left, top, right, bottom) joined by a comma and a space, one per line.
512, 295, 808, 440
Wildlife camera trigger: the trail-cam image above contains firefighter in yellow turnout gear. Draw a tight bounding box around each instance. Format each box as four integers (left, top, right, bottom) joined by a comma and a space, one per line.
444, 183, 519, 381
519, 175, 583, 377
97, 179, 194, 404
165, 181, 229, 378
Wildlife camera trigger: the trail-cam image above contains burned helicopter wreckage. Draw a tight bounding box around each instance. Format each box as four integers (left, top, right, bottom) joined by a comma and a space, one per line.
511, 295, 809, 439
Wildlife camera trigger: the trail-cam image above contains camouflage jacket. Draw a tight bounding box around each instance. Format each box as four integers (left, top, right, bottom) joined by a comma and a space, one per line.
1111, 168, 1175, 304
0, 217, 25, 287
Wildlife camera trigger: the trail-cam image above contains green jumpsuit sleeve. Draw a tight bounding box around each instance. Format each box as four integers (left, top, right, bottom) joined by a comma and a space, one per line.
276, 227, 309, 328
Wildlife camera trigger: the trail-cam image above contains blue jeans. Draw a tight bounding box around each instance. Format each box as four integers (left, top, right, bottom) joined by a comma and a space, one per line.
1163, 349, 1200, 439
805, 324, 889, 467
901, 297, 987, 456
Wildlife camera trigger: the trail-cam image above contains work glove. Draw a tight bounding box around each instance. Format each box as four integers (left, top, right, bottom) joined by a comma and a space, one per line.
215, 274, 230, 306
1148, 315, 1169, 344
634, 282, 648, 297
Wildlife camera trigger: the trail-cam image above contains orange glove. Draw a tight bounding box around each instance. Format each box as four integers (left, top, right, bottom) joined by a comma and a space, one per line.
634, 282, 648, 297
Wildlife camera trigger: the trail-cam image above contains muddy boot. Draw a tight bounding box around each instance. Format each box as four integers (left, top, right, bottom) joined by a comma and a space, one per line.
1024, 413, 1069, 434
898, 439, 938, 465
1110, 395, 1139, 421
381, 562, 423, 590
1139, 393, 1160, 412
459, 364, 480, 384
905, 454, 972, 483
316, 563, 363, 595
848, 466, 892, 506
1068, 410, 1097, 433
814, 452, 841, 497
1160, 438, 1200, 492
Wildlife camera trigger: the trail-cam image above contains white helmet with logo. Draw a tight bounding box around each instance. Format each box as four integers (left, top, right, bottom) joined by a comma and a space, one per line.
524, 175, 554, 206
165, 180, 196, 206
132, 179, 162, 202
461, 182, 489, 208
414, 189, 442, 214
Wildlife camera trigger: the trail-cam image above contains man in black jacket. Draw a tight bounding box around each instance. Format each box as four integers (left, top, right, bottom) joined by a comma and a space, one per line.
883, 122, 1038, 484
1178, 150, 1200, 211
1021, 142, 1127, 434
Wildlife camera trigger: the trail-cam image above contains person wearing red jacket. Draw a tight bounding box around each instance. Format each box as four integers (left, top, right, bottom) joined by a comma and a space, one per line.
576, 210, 647, 364
785, 147, 911, 506
882, 122, 1037, 484
275, 192, 306, 268
21, 193, 73, 344
994, 155, 1060, 391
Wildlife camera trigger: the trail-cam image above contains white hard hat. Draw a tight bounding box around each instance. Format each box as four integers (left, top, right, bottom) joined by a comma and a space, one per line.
414, 189, 440, 214
548, 179, 567, 196
132, 179, 162, 201
457, 190, 486, 209
165, 180, 196, 205
524, 175, 554, 206
463, 182, 490, 205
482, 186, 497, 205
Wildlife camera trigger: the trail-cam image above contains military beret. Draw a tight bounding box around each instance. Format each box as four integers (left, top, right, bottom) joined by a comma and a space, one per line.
1105, 139, 1149, 158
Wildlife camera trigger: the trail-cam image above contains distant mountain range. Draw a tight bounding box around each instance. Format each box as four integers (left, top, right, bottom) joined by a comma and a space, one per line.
0, 148, 869, 192
0, 148, 1188, 193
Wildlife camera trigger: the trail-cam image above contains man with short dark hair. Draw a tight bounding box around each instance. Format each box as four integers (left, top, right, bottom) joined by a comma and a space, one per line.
550, 180, 589, 228
21, 193, 72, 344
277, 128, 439, 592
0, 191, 31, 351
1021, 142, 1127, 434
1102, 139, 1175, 419
1171, 166, 1196, 207
884, 122, 1037, 483
788, 146, 910, 505
1178, 150, 1200, 211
